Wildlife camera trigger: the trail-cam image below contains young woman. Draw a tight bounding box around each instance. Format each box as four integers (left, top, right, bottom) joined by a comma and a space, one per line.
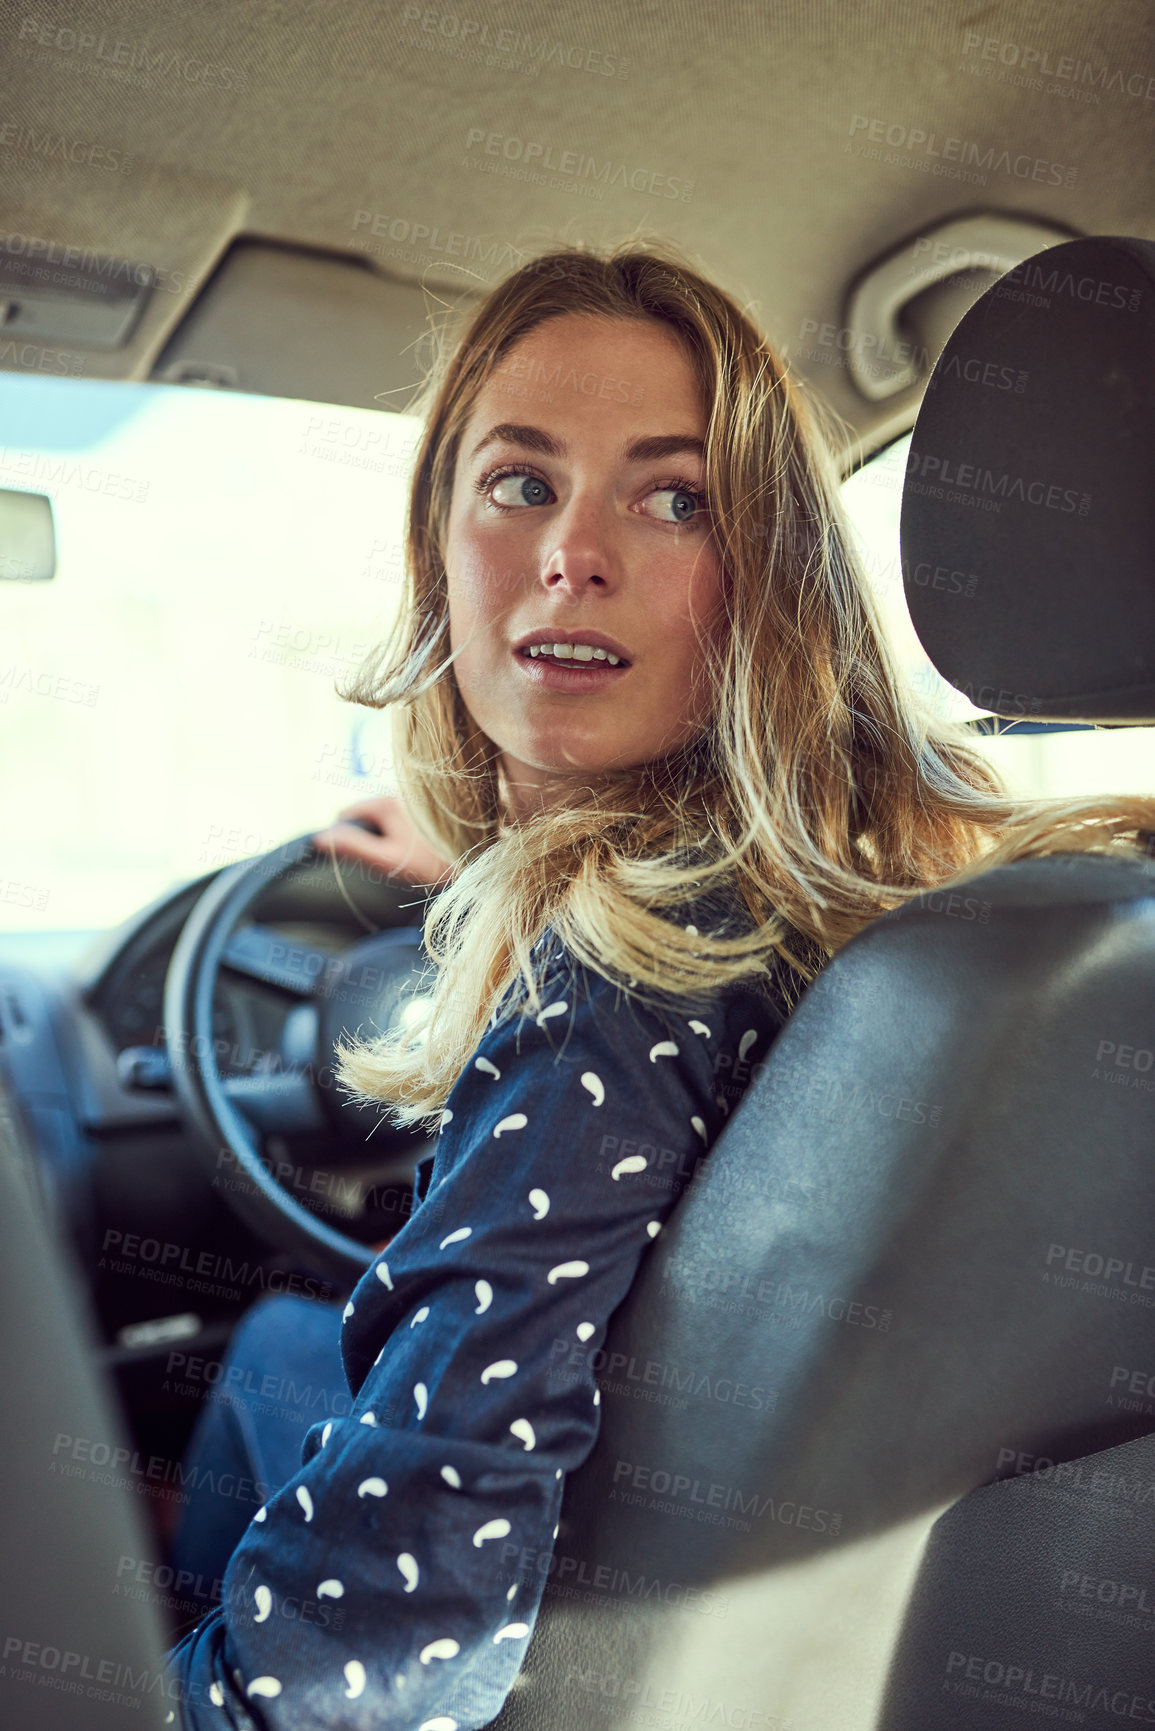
163, 242, 1155, 1729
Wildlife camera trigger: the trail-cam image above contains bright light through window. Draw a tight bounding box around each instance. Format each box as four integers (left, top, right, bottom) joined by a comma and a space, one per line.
840, 431, 1154, 813
0, 375, 418, 933
840, 432, 987, 726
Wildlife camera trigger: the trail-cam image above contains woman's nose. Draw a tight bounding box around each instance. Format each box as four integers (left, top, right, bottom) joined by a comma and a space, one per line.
539, 493, 619, 589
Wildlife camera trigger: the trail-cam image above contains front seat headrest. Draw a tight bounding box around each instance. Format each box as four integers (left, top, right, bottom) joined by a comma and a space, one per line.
900, 234, 1155, 725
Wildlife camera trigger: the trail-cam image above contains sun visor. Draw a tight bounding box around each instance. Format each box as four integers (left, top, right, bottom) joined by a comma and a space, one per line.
899, 235, 1155, 725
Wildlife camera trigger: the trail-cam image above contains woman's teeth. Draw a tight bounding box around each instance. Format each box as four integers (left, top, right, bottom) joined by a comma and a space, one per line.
526, 644, 624, 666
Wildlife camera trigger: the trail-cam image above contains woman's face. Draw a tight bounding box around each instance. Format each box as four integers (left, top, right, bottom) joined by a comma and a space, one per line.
442, 313, 726, 820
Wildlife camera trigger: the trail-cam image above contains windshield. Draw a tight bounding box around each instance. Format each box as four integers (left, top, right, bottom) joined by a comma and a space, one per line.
0, 375, 418, 933
1, 379, 1150, 935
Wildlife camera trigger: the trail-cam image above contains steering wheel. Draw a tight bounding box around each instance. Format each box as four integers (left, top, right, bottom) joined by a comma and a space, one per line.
163, 824, 439, 1281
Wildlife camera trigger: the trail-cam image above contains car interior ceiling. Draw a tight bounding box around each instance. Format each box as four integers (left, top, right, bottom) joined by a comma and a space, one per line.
0, 0, 1151, 459
2, 3, 1155, 1728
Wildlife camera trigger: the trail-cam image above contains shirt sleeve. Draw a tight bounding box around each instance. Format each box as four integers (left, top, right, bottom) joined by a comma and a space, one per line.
162, 943, 785, 1730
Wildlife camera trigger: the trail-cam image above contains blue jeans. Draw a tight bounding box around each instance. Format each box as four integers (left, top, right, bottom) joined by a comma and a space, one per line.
167, 1295, 348, 1616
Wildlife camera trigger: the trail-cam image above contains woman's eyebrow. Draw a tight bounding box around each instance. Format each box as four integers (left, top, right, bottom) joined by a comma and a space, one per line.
467, 423, 705, 464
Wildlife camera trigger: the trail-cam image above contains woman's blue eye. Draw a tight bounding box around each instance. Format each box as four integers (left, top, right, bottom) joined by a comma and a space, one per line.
491, 473, 551, 508
651, 488, 701, 523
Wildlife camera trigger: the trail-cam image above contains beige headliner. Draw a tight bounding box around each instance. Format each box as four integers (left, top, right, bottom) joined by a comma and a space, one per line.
2, 0, 1153, 460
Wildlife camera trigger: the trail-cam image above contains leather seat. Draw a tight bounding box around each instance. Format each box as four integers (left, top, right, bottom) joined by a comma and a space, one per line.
0, 1084, 172, 1730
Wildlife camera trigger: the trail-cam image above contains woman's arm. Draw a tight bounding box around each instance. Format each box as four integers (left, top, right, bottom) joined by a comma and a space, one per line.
162, 951, 784, 1730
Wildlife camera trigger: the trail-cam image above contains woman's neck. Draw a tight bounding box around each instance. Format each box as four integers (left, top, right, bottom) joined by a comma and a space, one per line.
497, 762, 576, 824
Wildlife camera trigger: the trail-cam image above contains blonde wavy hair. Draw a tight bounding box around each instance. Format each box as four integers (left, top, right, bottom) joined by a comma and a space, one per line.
330, 239, 1155, 1133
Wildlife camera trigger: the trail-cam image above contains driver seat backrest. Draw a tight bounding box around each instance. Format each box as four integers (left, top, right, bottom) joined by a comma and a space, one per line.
0, 1083, 172, 1729
489, 234, 1155, 1731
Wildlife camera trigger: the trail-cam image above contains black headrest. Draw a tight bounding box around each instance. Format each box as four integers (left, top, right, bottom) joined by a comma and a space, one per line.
899, 235, 1155, 724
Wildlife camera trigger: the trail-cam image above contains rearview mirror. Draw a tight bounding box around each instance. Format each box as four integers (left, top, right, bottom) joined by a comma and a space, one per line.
0, 488, 55, 581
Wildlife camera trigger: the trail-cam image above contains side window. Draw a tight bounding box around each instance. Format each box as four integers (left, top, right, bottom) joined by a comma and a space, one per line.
840, 433, 1155, 805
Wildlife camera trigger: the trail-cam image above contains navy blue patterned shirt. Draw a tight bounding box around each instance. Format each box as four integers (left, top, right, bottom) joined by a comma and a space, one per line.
164, 890, 792, 1729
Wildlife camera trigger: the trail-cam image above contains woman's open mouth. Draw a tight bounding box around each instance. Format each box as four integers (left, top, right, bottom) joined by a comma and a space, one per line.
514, 645, 632, 692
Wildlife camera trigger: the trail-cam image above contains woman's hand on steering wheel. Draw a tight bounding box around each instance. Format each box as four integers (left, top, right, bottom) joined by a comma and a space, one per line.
311, 795, 455, 889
